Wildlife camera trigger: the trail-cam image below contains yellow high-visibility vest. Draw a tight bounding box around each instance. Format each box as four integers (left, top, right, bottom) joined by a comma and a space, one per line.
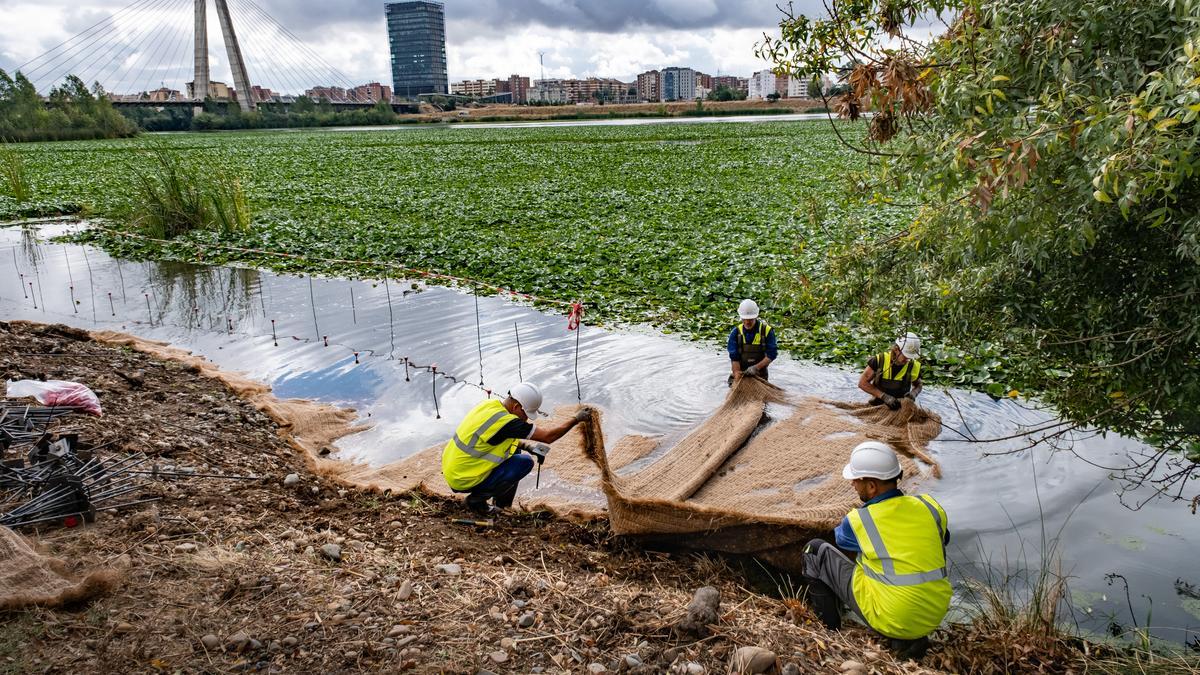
847, 494, 952, 639
735, 321, 774, 367
441, 399, 520, 491
875, 351, 922, 396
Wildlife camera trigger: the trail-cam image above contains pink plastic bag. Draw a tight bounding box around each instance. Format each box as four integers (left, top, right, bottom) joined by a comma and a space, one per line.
5, 380, 103, 416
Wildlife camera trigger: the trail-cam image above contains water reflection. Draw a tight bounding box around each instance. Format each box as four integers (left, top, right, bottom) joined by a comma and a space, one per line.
0, 221, 1196, 644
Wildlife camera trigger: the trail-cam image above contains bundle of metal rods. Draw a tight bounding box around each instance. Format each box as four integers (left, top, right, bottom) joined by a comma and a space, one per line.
0, 403, 76, 447
1, 423, 160, 529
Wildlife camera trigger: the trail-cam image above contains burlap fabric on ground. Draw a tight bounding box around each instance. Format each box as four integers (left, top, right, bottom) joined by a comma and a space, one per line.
579, 377, 943, 573
0, 526, 121, 610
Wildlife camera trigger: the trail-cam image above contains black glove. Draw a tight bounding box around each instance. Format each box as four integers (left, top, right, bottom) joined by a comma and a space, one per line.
744, 364, 760, 377
727, 374, 736, 388
881, 393, 901, 411
574, 408, 592, 423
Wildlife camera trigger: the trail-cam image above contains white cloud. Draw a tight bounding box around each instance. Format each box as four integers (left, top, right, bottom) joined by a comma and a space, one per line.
0, 0, 798, 92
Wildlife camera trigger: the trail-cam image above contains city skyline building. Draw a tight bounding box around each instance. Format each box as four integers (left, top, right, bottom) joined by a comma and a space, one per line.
659, 67, 697, 102
385, 0, 448, 99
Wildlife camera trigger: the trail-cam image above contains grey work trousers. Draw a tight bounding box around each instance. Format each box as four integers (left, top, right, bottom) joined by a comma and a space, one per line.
803, 538, 865, 622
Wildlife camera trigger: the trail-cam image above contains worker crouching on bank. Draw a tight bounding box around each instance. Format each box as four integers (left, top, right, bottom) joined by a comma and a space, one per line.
441, 382, 589, 516
801, 441, 951, 660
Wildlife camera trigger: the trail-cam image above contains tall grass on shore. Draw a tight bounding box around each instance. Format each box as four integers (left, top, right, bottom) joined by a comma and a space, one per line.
128, 146, 249, 239
0, 142, 30, 201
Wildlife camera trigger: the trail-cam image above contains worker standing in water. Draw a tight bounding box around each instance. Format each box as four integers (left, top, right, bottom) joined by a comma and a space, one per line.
859, 332, 924, 410
727, 299, 777, 386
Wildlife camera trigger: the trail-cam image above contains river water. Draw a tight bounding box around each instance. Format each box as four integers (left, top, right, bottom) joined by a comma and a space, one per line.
1, 221, 1196, 644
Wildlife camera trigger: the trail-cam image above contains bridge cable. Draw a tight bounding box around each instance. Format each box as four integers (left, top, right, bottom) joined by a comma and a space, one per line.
43, 0, 176, 93
223, 0, 317, 100
78, 0, 184, 95
20, 0, 166, 89
230, 0, 361, 102
15, 0, 161, 75
121, 0, 193, 97
233, 0, 374, 101
101, 0, 190, 97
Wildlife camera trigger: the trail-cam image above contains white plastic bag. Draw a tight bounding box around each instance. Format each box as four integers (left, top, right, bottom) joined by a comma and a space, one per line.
5, 380, 103, 416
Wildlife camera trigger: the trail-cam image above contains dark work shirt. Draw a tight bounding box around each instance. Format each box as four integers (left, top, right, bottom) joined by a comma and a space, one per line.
727, 321, 778, 361
486, 417, 534, 446
834, 488, 950, 551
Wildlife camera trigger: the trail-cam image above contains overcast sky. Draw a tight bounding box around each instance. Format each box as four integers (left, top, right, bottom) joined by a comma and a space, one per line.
0, 0, 828, 94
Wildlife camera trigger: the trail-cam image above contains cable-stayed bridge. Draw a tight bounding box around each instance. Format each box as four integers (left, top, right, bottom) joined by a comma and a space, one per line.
12, 0, 394, 111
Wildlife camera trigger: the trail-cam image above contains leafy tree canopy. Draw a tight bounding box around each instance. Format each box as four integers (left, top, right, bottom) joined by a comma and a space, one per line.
760, 0, 1200, 506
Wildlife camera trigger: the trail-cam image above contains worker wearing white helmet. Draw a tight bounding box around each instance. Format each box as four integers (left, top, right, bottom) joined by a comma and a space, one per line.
726, 299, 778, 386
859, 332, 925, 410
441, 382, 589, 516
800, 441, 951, 660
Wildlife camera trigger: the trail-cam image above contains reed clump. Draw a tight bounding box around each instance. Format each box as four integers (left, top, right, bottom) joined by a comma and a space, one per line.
128, 146, 250, 239
0, 141, 30, 201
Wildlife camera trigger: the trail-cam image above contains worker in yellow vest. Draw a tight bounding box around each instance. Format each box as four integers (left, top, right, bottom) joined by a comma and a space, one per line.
859, 332, 924, 410
727, 299, 778, 386
442, 382, 589, 516
801, 441, 951, 660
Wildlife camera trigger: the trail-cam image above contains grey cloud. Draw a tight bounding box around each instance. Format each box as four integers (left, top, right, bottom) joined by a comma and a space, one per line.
246, 0, 818, 37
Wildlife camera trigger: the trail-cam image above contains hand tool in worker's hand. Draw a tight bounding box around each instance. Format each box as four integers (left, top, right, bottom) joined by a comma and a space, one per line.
524, 443, 550, 489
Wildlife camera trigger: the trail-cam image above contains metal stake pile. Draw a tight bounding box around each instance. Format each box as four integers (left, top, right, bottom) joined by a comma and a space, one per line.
1, 435, 159, 529
2, 403, 161, 530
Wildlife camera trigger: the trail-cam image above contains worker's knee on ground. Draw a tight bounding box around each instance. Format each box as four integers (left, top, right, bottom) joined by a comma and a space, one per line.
511, 453, 535, 478
803, 537, 828, 557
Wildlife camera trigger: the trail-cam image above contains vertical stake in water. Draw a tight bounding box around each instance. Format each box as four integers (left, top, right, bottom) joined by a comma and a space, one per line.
145, 294, 153, 327
271, 319, 278, 346
513, 322, 523, 382
62, 248, 74, 286
81, 247, 96, 323
431, 367, 441, 419
108, 293, 115, 317
19, 273, 27, 299
474, 287, 485, 386
116, 260, 127, 304
69, 285, 77, 313
349, 283, 357, 325
33, 268, 45, 313
384, 276, 396, 359
29, 283, 36, 309
404, 357, 410, 382
574, 322, 582, 402
307, 276, 320, 341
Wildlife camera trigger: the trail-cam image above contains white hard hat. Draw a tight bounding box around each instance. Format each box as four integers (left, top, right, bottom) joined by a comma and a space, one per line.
842, 441, 902, 480
895, 332, 921, 359
738, 299, 760, 320
508, 382, 543, 416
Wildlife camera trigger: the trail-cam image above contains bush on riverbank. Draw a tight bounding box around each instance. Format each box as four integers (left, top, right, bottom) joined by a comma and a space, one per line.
0, 70, 137, 143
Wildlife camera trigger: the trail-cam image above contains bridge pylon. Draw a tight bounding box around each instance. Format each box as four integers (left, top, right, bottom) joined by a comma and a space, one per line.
193, 0, 255, 112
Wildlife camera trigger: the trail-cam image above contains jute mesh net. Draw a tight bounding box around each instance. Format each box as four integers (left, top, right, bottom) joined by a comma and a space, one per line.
0, 526, 121, 610
91, 327, 942, 569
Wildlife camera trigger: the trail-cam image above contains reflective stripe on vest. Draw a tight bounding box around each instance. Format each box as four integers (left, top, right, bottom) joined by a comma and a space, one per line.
847, 494, 952, 639
452, 409, 512, 464
855, 505, 947, 586
442, 399, 521, 491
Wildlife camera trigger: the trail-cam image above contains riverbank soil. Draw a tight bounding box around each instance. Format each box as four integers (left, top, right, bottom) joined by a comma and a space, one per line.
0, 321, 1144, 673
